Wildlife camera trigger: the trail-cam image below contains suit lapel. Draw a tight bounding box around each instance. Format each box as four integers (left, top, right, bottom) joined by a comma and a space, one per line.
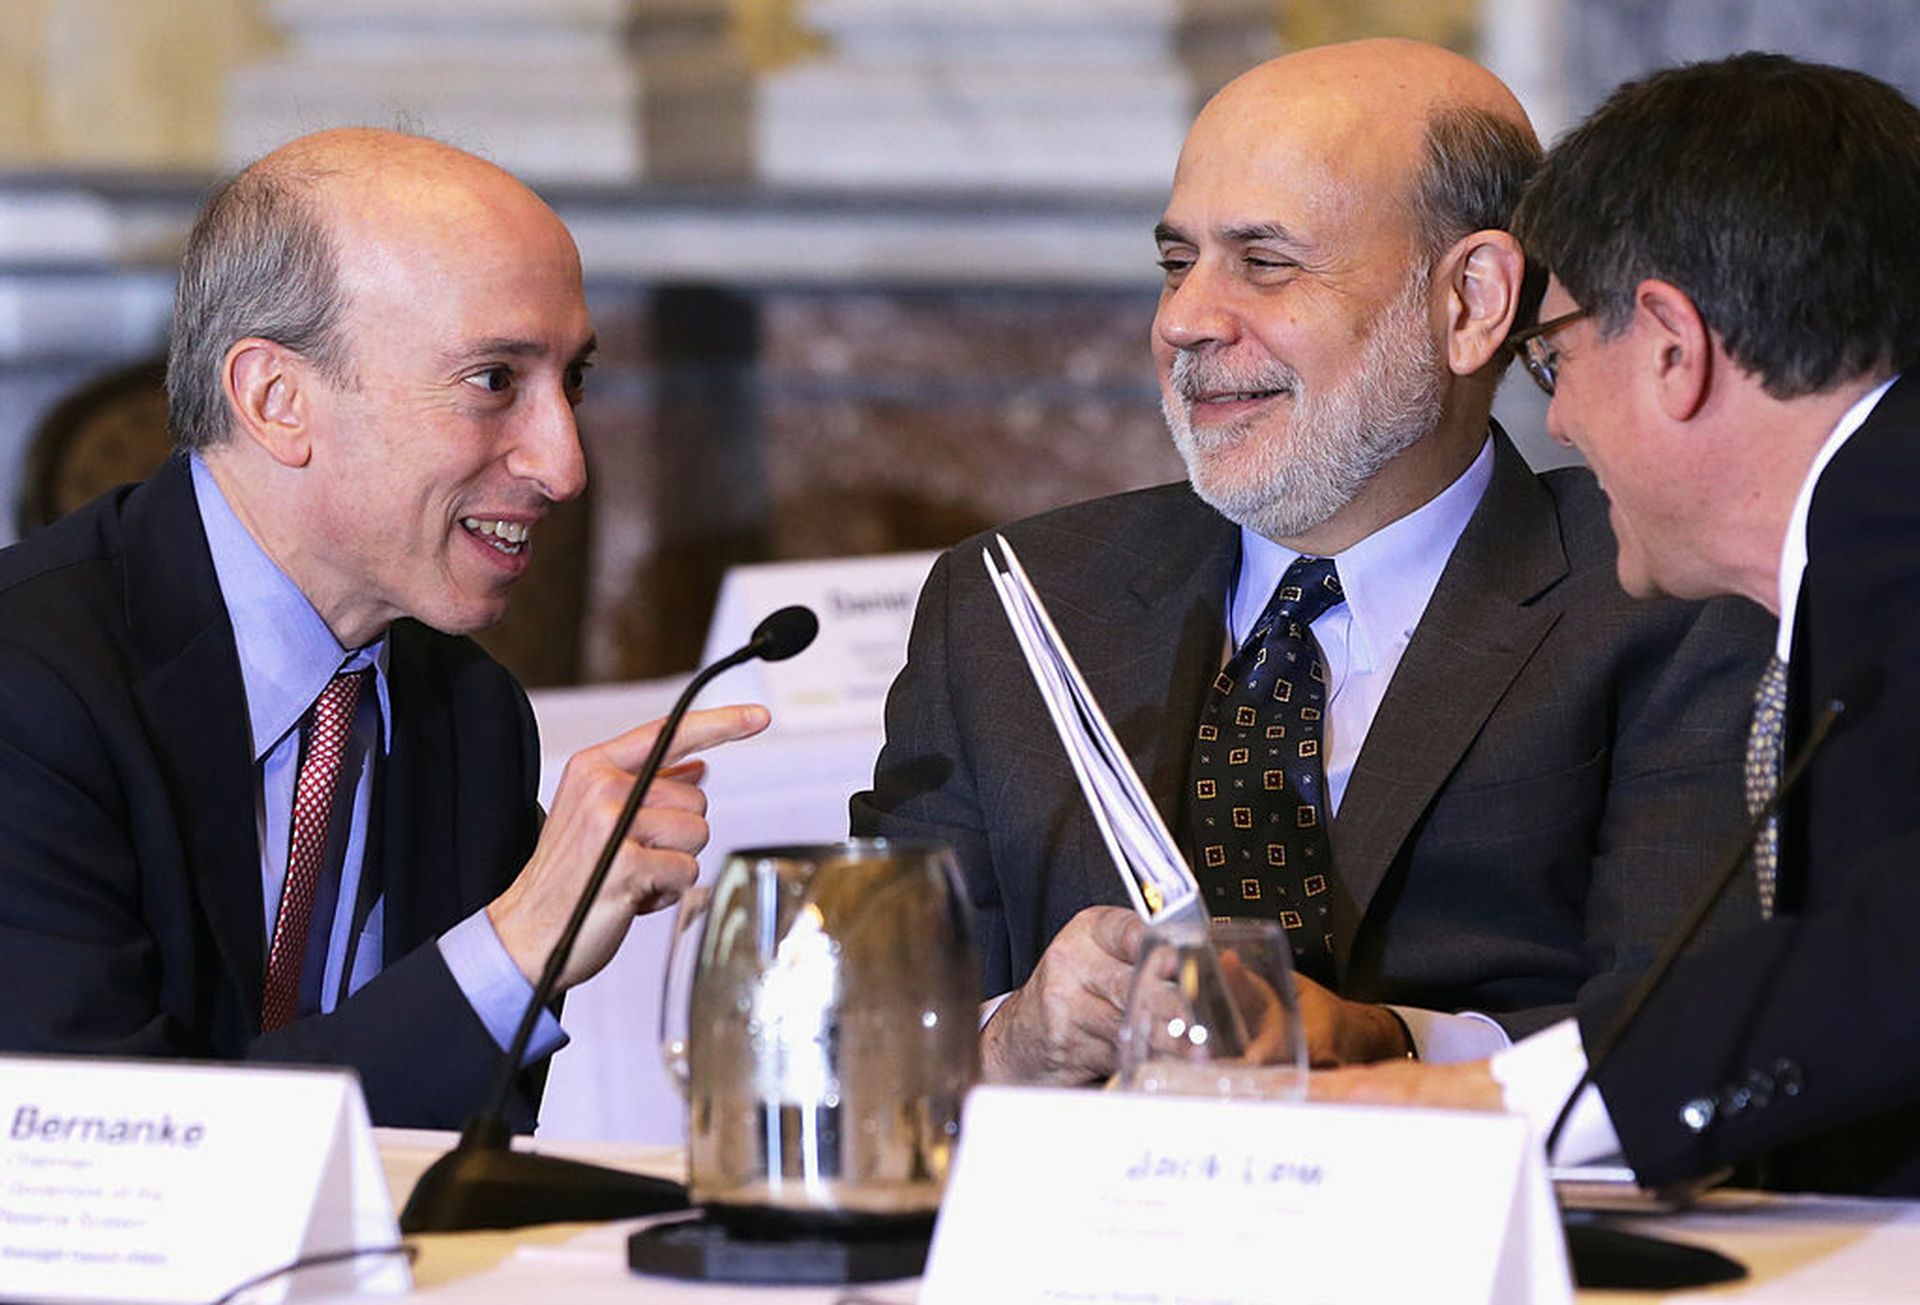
380, 622, 464, 959
1776, 598, 1811, 915
123, 457, 267, 1014
1329, 435, 1568, 974
1025, 492, 1238, 913
1120, 505, 1241, 825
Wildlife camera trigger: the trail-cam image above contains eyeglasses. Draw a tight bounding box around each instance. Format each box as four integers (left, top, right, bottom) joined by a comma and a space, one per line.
1506, 308, 1590, 396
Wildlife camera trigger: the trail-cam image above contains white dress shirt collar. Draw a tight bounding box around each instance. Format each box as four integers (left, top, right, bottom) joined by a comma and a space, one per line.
1775, 376, 1897, 662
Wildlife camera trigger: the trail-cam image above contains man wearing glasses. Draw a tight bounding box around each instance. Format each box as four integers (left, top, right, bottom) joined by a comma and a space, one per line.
1318, 52, 1920, 1198
1507, 309, 1590, 396
855, 39, 1770, 1087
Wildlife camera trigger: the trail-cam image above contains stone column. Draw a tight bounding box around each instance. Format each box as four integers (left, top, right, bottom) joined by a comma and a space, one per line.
225, 0, 645, 183
752, 0, 1279, 190
1487, 0, 1920, 139
631, 0, 757, 183
1479, 0, 1572, 145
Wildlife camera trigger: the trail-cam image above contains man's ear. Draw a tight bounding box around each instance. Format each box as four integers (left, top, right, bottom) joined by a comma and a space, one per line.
1437, 229, 1525, 377
223, 338, 314, 468
1634, 279, 1712, 421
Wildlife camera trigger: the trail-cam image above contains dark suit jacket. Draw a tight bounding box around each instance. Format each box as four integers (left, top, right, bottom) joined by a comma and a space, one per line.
853, 434, 1770, 1041
1590, 373, 1920, 1196
0, 456, 544, 1128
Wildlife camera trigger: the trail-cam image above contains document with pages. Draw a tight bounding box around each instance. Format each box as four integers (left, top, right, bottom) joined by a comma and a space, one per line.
983, 535, 1203, 927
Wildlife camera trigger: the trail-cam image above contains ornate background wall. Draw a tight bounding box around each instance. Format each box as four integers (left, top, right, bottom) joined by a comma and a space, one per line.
1, 0, 1914, 682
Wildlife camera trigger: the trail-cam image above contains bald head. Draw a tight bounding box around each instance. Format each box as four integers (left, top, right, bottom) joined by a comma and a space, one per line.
1215, 37, 1528, 130
166, 129, 577, 452
1187, 39, 1538, 263
258, 129, 564, 245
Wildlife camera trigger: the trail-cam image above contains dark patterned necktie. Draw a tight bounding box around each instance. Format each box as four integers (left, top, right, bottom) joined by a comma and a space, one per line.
261, 669, 369, 1032
1744, 654, 1788, 920
1187, 555, 1345, 984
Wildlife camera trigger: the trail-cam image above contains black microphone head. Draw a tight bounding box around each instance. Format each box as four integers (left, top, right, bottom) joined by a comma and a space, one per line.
750, 605, 819, 662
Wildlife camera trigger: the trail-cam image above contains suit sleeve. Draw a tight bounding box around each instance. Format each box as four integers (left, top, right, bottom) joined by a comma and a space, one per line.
1560, 593, 1771, 1037
850, 549, 1014, 996
0, 648, 187, 1058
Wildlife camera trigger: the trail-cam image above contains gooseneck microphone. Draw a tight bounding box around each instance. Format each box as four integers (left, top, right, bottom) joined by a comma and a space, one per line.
1549, 662, 1881, 1290
402, 605, 820, 1234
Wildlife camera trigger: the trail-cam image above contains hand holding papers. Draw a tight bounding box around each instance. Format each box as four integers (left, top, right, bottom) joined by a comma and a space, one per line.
984, 536, 1306, 1096
982, 535, 1202, 927
957, 542, 1574, 1301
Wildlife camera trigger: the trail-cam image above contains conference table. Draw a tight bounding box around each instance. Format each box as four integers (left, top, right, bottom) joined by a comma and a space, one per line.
362, 1130, 1920, 1303
465, 587, 1920, 1300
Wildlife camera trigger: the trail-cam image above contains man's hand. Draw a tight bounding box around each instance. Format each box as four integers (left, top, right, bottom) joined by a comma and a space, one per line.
981, 906, 1145, 1085
487, 703, 770, 990
1295, 973, 1417, 1067
1309, 1057, 1503, 1111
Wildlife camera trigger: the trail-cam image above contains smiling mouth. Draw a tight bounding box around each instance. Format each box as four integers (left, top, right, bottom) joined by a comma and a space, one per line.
1196, 388, 1287, 403
461, 516, 530, 556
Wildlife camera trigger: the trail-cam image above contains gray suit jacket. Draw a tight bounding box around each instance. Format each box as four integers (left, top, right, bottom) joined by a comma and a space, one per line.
852, 435, 1771, 1039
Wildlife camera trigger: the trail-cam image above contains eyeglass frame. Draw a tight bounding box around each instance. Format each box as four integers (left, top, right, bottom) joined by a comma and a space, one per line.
1506, 307, 1590, 396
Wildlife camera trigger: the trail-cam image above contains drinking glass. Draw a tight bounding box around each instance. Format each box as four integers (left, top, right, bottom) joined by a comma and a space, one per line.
1114, 918, 1308, 1100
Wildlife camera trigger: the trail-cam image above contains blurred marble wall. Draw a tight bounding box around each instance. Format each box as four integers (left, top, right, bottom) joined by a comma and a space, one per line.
0, 0, 274, 169
1562, 0, 1920, 117
4, 0, 1919, 680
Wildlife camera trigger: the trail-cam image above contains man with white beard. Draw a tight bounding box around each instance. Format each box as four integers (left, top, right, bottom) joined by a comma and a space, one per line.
852, 39, 1769, 1083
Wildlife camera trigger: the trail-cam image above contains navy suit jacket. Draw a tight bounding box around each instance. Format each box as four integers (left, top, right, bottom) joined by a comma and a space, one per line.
0, 456, 544, 1128
1589, 374, 1920, 1196
854, 434, 1770, 1040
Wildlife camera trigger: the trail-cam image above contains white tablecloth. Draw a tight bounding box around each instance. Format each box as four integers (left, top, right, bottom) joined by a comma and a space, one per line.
363, 1130, 1920, 1304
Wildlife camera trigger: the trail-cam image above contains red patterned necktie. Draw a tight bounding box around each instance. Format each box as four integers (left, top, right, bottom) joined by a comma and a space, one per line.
260, 669, 370, 1032
1187, 556, 1345, 985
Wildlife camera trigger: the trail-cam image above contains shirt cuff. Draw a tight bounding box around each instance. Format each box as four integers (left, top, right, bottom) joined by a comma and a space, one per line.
439, 910, 569, 1066
1490, 1016, 1620, 1167
1388, 1006, 1511, 1063
979, 992, 1011, 1029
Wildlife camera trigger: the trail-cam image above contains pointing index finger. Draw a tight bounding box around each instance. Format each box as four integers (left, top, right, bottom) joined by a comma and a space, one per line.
596, 703, 771, 772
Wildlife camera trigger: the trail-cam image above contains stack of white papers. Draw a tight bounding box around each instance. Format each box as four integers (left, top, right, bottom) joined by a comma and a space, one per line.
984, 535, 1202, 926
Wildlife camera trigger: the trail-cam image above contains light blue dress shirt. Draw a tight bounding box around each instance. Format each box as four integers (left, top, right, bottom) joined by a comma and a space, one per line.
191, 456, 562, 1061
1228, 436, 1501, 1059
1228, 437, 1495, 816
978, 439, 1504, 1050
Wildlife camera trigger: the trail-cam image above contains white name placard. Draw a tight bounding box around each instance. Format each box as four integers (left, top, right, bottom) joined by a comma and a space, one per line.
923, 1086, 1570, 1305
0, 1055, 407, 1303
701, 553, 937, 735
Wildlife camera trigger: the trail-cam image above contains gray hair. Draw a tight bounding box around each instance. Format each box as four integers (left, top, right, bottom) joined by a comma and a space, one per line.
1409, 102, 1542, 259
165, 163, 355, 450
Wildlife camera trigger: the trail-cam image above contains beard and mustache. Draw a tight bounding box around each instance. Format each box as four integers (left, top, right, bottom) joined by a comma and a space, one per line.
1160, 271, 1447, 542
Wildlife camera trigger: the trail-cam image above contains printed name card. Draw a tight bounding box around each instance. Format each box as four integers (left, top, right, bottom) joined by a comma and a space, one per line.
923, 1086, 1570, 1305
701, 553, 937, 735
0, 1055, 407, 1302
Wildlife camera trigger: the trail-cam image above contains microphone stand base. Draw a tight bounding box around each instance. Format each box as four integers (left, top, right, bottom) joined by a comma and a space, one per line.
399, 1119, 689, 1233
1562, 1215, 1747, 1290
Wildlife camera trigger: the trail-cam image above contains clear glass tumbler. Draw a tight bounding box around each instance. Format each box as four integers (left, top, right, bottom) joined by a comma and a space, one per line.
1114, 918, 1308, 1100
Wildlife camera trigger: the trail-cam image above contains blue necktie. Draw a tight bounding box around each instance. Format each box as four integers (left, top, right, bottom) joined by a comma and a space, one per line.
1187, 556, 1345, 984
